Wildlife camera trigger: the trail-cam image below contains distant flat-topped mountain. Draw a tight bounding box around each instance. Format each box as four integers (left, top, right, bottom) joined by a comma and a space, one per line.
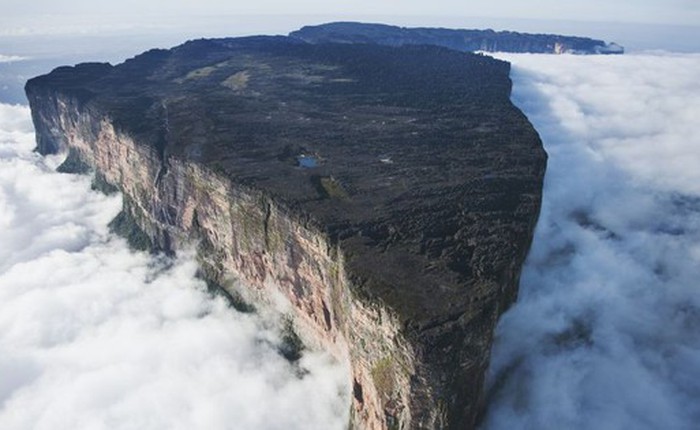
291, 21, 624, 55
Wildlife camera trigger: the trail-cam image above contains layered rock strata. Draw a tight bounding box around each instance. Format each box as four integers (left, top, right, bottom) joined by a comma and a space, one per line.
26, 36, 546, 429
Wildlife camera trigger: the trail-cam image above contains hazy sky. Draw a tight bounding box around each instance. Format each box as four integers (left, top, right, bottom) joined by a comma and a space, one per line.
3, 0, 699, 26
1, 0, 698, 56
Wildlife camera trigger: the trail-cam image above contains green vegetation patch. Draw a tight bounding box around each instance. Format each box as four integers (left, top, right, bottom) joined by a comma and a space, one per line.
202, 276, 255, 314
91, 171, 119, 195
221, 71, 250, 91
108, 208, 152, 252
56, 148, 91, 174
278, 316, 305, 363
179, 66, 217, 82
371, 356, 395, 401
312, 175, 349, 200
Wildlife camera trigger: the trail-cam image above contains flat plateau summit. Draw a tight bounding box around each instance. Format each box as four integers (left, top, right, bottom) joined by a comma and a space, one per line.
27, 33, 546, 429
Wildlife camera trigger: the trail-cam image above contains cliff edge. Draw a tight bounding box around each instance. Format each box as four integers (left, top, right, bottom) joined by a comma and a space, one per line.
26, 35, 546, 429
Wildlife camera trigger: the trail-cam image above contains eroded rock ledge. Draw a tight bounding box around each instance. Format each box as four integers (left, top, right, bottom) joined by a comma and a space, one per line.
26, 36, 546, 429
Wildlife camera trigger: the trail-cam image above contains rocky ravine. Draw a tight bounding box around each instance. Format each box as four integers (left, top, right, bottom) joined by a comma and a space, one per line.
26, 35, 546, 429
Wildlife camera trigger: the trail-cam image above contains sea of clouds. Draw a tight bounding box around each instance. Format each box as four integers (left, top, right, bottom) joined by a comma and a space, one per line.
482, 53, 700, 430
0, 104, 349, 429
2, 46, 699, 430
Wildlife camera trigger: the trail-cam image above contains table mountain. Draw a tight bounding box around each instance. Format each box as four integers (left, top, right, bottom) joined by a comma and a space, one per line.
291, 22, 624, 55
26, 34, 546, 429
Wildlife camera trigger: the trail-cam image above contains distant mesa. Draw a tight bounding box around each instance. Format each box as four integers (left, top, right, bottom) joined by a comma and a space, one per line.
290, 21, 624, 55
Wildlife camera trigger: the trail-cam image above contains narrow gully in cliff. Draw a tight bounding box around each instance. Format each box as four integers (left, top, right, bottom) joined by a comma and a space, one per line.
153, 101, 171, 190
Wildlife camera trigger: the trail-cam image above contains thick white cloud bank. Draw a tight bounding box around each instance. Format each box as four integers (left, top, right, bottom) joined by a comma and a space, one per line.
0, 104, 349, 429
482, 53, 700, 430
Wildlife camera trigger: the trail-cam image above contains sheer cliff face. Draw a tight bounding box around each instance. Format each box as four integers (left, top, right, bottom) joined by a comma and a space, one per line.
26, 36, 546, 430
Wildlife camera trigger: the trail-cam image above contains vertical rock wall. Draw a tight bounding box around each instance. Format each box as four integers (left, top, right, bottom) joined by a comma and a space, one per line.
28, 91, 420, 429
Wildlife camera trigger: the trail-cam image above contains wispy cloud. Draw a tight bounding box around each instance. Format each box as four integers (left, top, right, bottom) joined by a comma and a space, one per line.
0, 55, 25, 63
0, 104, 349, 430
482, 53, 700, 430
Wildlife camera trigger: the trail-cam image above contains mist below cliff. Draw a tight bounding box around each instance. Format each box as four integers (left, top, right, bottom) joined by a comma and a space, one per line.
482, 53, 700, 430
2, 46, 700, 429
0, 103, 349, 429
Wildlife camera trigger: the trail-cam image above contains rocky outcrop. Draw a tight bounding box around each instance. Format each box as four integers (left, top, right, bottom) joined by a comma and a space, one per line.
290, 22, 624, 55
26, 35, 546, 429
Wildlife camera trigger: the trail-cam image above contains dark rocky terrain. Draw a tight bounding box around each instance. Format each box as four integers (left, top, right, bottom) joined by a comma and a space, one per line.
26, 34, 546, 429
291, 22, 624, 54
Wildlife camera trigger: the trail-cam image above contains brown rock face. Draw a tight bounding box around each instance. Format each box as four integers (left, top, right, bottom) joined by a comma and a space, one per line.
26, 35, 546, 429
